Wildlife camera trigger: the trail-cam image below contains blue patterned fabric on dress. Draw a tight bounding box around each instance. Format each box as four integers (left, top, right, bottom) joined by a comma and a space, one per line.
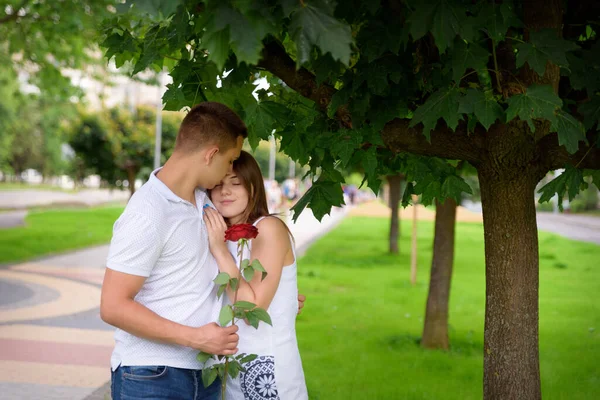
240, 356, 280, 400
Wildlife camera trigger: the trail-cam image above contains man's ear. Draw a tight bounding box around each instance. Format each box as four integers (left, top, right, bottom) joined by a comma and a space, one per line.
204, 146, 220, 165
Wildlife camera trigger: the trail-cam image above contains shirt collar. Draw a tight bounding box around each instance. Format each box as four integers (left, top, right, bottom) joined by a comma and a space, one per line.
149, 167, 210, 206
149, 167, 186, 203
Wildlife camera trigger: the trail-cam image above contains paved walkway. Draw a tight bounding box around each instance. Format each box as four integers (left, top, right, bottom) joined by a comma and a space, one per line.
0, 206, 348, 400
0, 189, 130, 210
0, 211, 28, 229
537, 212, 600, 245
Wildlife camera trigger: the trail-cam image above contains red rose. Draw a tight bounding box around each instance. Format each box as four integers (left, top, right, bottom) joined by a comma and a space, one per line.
225, 223, 259, 242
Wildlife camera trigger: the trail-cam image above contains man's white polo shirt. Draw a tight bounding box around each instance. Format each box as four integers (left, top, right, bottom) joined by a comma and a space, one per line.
106, 168, 220, 371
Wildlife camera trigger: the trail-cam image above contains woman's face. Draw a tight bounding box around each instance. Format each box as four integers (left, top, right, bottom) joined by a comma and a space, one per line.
211, 172, 249, 225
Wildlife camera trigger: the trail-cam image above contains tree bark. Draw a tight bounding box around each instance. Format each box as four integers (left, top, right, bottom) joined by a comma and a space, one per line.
387, 174, 402, 254
410, 195, 418, 285
421, 198, 457, 350
126, 166, 137, 197
478, 157, 544, 400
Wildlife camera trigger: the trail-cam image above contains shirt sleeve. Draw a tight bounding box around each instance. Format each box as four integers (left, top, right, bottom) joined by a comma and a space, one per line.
106, 211, 162, 277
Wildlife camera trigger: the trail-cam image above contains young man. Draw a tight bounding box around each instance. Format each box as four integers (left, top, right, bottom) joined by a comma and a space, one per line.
101, 102, 246, 399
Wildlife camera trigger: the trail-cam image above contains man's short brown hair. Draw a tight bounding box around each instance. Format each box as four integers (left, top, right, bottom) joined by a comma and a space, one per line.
174, 102, 247, 152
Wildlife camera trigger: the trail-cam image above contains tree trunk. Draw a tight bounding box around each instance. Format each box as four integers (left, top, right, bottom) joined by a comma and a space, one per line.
387, 174, 402, 254
126, 166, 137, 197
421, 198, 457, 350
410, 195, 418, 285
479, 164, 543, 400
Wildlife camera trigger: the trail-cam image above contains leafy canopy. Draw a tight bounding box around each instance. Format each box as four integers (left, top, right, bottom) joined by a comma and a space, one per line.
101, 0, 600, 219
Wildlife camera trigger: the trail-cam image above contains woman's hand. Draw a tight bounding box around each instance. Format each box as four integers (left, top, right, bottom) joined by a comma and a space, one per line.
203, 206, 229, 260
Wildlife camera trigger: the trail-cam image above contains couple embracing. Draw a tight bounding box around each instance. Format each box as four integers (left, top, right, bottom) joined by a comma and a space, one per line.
100, 102, 308, 399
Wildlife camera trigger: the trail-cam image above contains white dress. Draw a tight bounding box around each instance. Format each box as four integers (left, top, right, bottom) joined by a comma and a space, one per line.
224, 217, 308, 400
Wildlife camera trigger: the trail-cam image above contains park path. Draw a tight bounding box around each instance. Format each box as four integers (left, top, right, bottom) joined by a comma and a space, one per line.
0, 206, 348, 400
0, 189, 130, 210
536, 212, 600, 245
350, 201, 600, 245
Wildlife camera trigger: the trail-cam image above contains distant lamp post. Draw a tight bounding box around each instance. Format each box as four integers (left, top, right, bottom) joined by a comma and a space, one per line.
268, 132, 276, 181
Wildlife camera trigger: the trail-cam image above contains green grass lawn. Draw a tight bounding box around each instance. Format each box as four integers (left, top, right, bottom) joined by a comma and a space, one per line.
0, 206, 123, 264
296, 217, 600, 400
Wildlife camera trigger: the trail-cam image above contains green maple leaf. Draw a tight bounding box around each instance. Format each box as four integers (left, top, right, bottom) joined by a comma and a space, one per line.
102, 31, 138, 63
413, 175, 442, 207
516, 29, 579, 76
328, 87, 351, 118
505, 85, 562, 131
203, 26, 230, 71
289, 4, 353, 66
538, 166, 583, 208
213, 6, 271, 65
280, 128, 309, 165
245, 101, 292, 149
409, 0, 468, 54
476, 2, 522, 42
291, 179, 344, 222
162, 84, 188, 111
331, 133, 362, 168
551, 110, 587, 154
130, 0, 180, 18
588, 170, 600, 188
451, 39, 490, 83
441, 175, 472, 203
458, 89, 505, 130
578, 95, 600, 130
410, 87, 461, 140
360, 147, 378, 178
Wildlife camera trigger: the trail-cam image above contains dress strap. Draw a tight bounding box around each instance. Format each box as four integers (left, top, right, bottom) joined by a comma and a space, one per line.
252, 216, 269, 226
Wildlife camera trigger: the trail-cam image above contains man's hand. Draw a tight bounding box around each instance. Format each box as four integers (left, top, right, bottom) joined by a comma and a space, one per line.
189, 323, 239, 355
297, 293, 306, 315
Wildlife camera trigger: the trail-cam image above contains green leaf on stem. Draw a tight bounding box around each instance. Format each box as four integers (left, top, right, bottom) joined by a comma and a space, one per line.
450, 39, 490, 83
242, 265, 255, 281
197, 351, 213, 363
213, 272, 231, 286
217, 284, 226, 299
516, 29, 579, 76
201, 367, 218, 388
251, 307, 272, 326
230, 278, 239, 291
234, 301, 256, 310
289, 4, 353, 65
240, 353, 258, 364
505, 85, 562, 131
251, 259, 268, 281
538, 166, 584, 208
551, 109, 587, 154
219, 305, 234, 326
245, 310, 260, 328
241, 259, 249, 270
410, 87, 461, 140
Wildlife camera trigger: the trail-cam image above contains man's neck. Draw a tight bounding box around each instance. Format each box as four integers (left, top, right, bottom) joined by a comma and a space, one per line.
156, 156, 200, 206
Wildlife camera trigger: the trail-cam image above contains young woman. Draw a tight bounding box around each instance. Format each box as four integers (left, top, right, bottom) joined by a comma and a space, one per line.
203, 150, 308, 400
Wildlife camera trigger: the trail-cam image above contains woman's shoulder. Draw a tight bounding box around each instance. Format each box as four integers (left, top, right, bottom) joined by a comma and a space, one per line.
254, 215, 289, 236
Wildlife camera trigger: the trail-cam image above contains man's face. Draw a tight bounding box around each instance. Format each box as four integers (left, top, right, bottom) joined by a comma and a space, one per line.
206, 136, 243, 189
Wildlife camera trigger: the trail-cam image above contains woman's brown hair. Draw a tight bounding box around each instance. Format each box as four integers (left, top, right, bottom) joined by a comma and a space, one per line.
230, 150, 270, 225
210, 150, 294, 240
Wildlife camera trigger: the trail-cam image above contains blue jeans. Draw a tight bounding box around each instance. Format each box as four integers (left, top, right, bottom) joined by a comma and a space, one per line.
111, 365, 221, 400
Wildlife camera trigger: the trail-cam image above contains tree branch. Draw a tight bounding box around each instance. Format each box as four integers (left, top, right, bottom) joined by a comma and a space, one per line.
0, 0, 30, 24
539, 131, 600, 170
381, 119, 484, 164
257, 39, 484, 163
257, 40, 352, 127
